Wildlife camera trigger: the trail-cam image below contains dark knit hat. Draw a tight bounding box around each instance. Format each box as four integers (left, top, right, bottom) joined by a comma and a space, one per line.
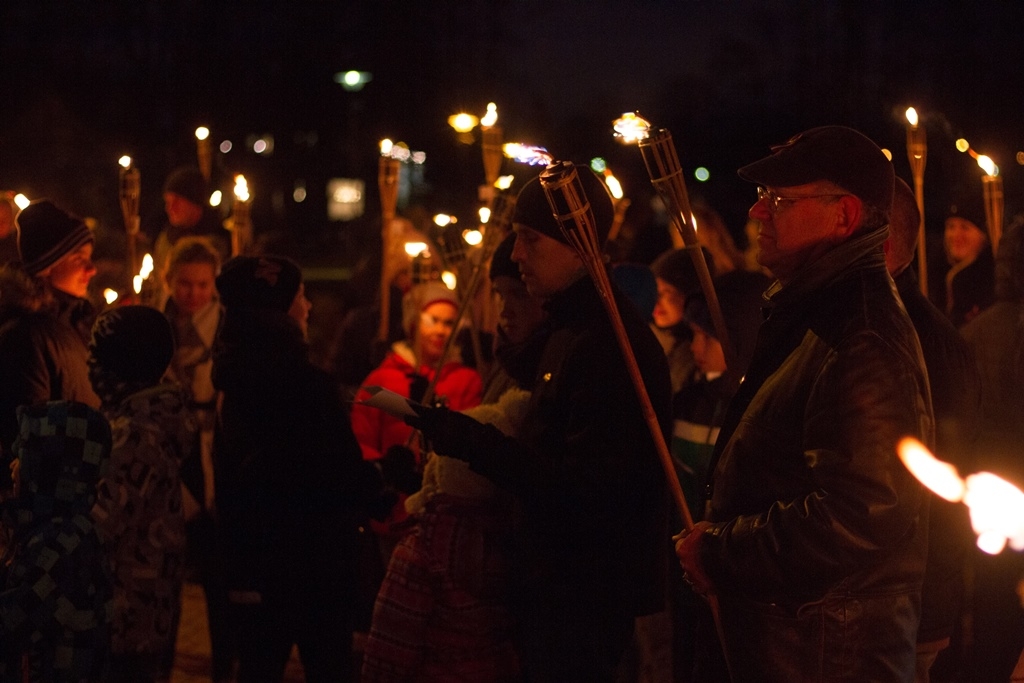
651, 247, 715, 297
738, 125, 895, 214
89, 306, 175, 384
216, 255, 303, 312
512, 166, 615, 246
402, 280, 459, 337
163, 166, 208, 207
15, 200, 93, 276
489, 232, 520, 282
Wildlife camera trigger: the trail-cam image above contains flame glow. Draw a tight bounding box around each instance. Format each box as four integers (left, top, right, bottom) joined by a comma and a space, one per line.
462, 229, 483, 246
956, 138, 971, 153
404, 242, 428, 258
604, 174, 623, 200
234, 175, 250, 202
613, 112, 652, 143
905, 107, 919, 128
898, 437, 1024, 554
478, 207, 491, 224
139, 253, 154, 280
441, 270, 458, 290
495, 175, 514, 190
380, 139, 393, 156
433, 214, 455, 227
481, 102, 498, 128
195, 127, 210, 141
118, 155, 132, 169
13, 194, 29, 210
503, 143, 553, 166
977, 155, 998, 176
103, 288, 118, 305
448, 113, 479, 133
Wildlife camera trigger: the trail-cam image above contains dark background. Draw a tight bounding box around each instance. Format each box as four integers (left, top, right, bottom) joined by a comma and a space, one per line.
1, 0, 1022, 270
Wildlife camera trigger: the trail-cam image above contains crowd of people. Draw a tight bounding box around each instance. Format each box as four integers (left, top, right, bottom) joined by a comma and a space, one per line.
0, 122, 1021, 683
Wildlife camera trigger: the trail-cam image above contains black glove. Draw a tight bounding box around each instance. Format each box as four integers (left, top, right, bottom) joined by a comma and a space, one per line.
380, 444, 422, 495
403, 404, 504, 463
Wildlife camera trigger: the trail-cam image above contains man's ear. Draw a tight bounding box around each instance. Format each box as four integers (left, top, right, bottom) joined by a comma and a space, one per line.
833, 195, 864, 239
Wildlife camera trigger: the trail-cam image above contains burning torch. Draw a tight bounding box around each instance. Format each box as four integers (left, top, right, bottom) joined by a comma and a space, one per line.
196, 126, 212, 183
378, 139, 403, 343
229, 175, 252, 257
613, 112, 736, 374
118, 155, 141, 292
905, 108, 928, 295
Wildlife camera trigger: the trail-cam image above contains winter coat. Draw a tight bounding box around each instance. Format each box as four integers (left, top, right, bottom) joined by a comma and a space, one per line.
351, 341, 483, 462
0, 401, 112, 683
700, 226, 933, 682
92, 383, 196, 658
0, 267, 99, 453
212, 308, 383, 601
467, 275, 672, 619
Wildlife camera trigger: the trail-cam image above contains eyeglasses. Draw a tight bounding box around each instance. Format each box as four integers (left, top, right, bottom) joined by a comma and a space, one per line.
756, 186, 850, 213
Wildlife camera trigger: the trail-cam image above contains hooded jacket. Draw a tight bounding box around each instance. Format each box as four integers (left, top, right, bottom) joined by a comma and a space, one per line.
0, 401, 112, 682
700, 226, 933, 681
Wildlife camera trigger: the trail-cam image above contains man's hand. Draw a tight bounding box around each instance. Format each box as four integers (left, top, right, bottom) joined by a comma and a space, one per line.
404, 404, 501, 463
674, 521, 715, 596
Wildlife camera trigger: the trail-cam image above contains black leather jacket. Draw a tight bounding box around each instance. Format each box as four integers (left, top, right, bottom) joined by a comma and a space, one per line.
700, 226, 933, 681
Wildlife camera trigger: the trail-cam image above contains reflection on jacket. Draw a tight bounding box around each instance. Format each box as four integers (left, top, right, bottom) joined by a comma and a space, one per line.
0, 401, 113, 683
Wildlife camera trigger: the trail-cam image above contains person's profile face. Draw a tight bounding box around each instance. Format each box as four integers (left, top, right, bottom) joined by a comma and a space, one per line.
45, 242, 96, 298
653, 277, 686, 329
493, 275, 547, 345
510, 224, 582, 299
288, 283, 312, 340
168, 262, 217, 315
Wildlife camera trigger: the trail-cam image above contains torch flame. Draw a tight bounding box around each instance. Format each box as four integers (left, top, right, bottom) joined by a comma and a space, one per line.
604, 174, 623, 200
503, 143, 553, 166
897, 437, 965, 502
195, 126, 210, 141
462, 228, 483, 246
380, 139, 394, 157
103, 288, 118, 305
481, 102, 498, 128
139, 253, 154, 280
404, 241, 428, 258
898, 437, 1024, 554
478, 207, 491, 224
234, 175, 250, 202
448, 113, 479, 133
118, 155, 132, 169
905, 107, 919, 128
613, 112, 652, 143
495, 175, 514, 190
977, 155, 998, 177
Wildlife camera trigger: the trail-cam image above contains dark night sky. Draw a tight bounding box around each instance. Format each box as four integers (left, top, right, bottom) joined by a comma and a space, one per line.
1, 0, 1023, 264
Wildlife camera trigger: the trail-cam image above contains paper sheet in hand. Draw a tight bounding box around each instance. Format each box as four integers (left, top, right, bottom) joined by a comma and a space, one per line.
355, 386, 422, 418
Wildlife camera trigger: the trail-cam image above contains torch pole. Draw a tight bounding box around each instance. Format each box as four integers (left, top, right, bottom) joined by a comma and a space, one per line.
638, 129, 738, 376
982, 174, 1003, 256
119, 164, 141, 293
541, 160, 732, 682
906, 123, 928, 295
377, 155, 402, 343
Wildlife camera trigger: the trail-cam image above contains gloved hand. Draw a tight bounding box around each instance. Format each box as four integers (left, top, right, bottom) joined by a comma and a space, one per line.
403, 404, 503, 464
380, 444, 422, 495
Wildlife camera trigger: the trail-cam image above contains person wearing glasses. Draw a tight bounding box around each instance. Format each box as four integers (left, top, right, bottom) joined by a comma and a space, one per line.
675, 126, 933, 682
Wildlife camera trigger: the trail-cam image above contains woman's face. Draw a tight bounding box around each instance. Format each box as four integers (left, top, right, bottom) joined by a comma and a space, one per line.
167, 262, 217, 315
653, 277, 686, 329
415, 301, 458, 365
287, 283, 312, 339
945, 217, 987, 264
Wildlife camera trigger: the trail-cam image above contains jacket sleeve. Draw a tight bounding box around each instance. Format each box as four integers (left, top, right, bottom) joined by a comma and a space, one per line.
702, 331, 931, 599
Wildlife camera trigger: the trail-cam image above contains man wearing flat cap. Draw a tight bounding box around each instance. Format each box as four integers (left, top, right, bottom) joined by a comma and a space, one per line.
407, 167, 672, 681
675, 126, 933, 681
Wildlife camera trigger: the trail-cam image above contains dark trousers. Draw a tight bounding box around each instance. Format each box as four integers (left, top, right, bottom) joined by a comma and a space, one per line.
233, 591, 354, 683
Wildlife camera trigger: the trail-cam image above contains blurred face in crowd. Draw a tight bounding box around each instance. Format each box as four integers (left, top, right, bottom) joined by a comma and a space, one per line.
944, 217, 987, 264
689, 325, 727, 376
748, 182, 858, 283
511, 224, 583, 299
492, 275, 547, 345
164, 192, 204, 229
42, 243, 96, 298
653, 277, 686, 329
167, 262, 217, 316
288, 283, 312, 340
415, 301, 458, 365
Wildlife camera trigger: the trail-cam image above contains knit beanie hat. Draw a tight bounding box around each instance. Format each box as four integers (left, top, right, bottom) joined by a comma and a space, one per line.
489, 232, 520, 281
89, 305, 175, 384
651, 246, 715, 297
216, 255, 303, 312
163, 166, 208, 207
402, 280, 459, 337
16, 200, 94, 276
512, 166, 616, 246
